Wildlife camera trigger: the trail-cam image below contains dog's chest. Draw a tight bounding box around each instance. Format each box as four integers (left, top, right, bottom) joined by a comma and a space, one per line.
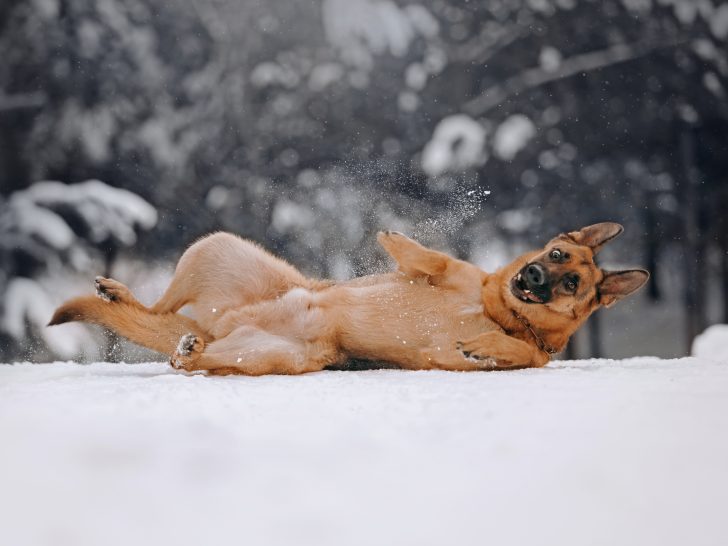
341, 281, 490, 351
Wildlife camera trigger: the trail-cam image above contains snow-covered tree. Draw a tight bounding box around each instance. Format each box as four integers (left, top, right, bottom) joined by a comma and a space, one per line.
0, 180, 157, 361
2, 0, 728, 357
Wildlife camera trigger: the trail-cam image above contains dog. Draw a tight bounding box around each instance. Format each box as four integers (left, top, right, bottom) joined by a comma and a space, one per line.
49, 222, 648, 375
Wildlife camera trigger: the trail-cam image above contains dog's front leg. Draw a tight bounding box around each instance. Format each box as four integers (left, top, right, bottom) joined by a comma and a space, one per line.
456, 331, 550, 369
377, 231, 485, 293
419, 347, 493, 371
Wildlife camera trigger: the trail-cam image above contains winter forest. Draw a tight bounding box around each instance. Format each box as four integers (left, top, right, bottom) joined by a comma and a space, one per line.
1, 0, 728, 362
4, 2, 728, 546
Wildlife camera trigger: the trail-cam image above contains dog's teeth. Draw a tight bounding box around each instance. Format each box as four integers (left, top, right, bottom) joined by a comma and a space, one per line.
524, 289, 530, 294
517, 274, 522, 281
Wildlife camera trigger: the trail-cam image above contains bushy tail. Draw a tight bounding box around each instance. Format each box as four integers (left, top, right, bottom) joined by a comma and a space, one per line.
48, 296, 210, 356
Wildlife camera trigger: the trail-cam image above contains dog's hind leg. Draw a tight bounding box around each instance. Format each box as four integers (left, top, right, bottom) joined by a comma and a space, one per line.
94, 276, 145, 308
149, 232, 322, 331
169, 327, 339, 376
49, 293, 211, 356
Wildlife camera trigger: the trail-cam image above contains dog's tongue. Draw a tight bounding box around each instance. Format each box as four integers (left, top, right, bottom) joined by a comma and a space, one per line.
525, 290, 543, 303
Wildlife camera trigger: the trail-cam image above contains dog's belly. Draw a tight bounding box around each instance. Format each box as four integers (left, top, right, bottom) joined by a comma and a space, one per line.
212, 286, 334, 343
332, 280, 490, 366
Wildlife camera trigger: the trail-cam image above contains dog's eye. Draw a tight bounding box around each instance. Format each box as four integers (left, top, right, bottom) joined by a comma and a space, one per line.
564, 277, 579, 292
550, 249, 562, 260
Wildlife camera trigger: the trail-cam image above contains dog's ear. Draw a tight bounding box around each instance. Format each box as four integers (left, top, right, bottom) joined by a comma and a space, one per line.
567, 222, 624, 254
597, 269, 649, 308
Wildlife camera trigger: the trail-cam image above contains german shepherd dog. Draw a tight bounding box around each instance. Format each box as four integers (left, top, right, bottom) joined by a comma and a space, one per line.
49, 222, 648, 375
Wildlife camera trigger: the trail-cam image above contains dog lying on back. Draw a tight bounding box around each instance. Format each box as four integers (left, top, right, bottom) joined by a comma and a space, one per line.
49, 222, 648, 375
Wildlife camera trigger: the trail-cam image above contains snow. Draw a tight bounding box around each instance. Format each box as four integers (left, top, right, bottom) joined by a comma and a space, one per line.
32, 0, 59, 19
21, 180, 158, 245
205, 185, 230, 211
137, 119, 185, 168
1, 357, 727, 546
250, 62, 300, 89
497, 208, 534, 233
405, 62, 428, 90
493, 114, 537, 161
653, 0, 704, 25
692, 324, 728, 363
0, 278, 90, 358
58, 102, 116, 163
271, 199, 316, 234
539, 46, 562, 72
421, 114, 487, 176
322, 0, 438, 68
622, 0, 653, 14
6, 198, 75, 250
412, 186, 491, 239
402, 5, 439, 39
703, 72, 725, 97
397, 89, 419, 112
710, 5, 728, 40
308, 63, 344, 92
1, 179, 159, 360
651, 0, 728, 38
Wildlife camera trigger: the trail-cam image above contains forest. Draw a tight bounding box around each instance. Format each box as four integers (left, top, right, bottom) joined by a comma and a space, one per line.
1, 0, 727, 362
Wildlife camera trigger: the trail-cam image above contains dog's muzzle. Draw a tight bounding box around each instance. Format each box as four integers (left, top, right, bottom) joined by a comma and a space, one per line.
511, 263, 551, 304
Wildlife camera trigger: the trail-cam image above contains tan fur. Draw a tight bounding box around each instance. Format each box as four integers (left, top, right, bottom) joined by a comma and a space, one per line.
49, 224, 648, 375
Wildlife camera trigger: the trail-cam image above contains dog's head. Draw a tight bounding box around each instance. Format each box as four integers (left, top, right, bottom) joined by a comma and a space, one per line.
504, 222, 649, 323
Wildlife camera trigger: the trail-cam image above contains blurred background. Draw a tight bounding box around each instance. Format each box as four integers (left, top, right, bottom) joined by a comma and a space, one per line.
1, 0, 726, 363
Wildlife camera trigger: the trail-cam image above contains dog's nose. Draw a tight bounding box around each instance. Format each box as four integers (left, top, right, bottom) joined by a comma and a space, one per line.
526, 263, 547, 287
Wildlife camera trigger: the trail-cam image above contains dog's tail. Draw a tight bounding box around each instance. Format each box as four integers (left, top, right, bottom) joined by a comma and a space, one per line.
48, 296, 211, 356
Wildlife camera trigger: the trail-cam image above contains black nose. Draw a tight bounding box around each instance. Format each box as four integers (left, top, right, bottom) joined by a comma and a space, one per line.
526, 263, 547, 287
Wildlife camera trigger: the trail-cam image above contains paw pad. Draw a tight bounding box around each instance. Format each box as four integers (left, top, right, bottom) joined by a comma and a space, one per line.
176, 333, 198, 356
94, 276, 115, 302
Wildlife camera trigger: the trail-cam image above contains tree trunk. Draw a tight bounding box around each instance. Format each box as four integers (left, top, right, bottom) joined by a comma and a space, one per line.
564, 333, 578, 360
720, 188, 728, 324
588, 311, 602, 359
723, 244, 728, 324
679, 128, 705, 353
643, 192, 661, 301
102, 242, 120, 362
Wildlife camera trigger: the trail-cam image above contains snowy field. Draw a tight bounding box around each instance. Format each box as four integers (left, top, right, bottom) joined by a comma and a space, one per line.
1, 357, 727, 546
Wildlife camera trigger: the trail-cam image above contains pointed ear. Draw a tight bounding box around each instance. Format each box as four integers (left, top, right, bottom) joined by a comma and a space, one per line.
598, 269, 650, 308
567, 222, 624, 254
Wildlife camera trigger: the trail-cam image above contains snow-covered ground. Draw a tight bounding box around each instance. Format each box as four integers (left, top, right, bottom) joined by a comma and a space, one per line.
1, 357, 727, 546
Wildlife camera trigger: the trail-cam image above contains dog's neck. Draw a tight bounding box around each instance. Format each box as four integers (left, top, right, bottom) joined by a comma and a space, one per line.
511, 310, 558, 354
482, 276, 578, 356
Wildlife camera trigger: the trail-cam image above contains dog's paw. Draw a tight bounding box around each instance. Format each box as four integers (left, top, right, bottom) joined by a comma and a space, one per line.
378, 230, 406, 240
456, 341, 497, 368
377, 231, 411, 257
170, 333, 204, 370
94, 276, 133, 303
176, 333, 200, 356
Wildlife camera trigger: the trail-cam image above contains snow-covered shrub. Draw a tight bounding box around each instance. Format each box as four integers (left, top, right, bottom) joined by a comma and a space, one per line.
692, 325, 728, 364
1, 277, 93, 360
0, 180, 157, 361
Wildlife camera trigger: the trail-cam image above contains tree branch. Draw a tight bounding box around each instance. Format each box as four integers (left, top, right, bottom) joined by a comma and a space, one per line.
0, 92, 46, 113
463, 40, 684, 117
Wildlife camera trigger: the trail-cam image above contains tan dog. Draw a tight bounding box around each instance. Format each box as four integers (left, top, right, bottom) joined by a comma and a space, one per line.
49, 222, 648, 375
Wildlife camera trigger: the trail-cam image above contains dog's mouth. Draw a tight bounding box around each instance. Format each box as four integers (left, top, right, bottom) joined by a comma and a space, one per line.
510, 271, 547, 304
